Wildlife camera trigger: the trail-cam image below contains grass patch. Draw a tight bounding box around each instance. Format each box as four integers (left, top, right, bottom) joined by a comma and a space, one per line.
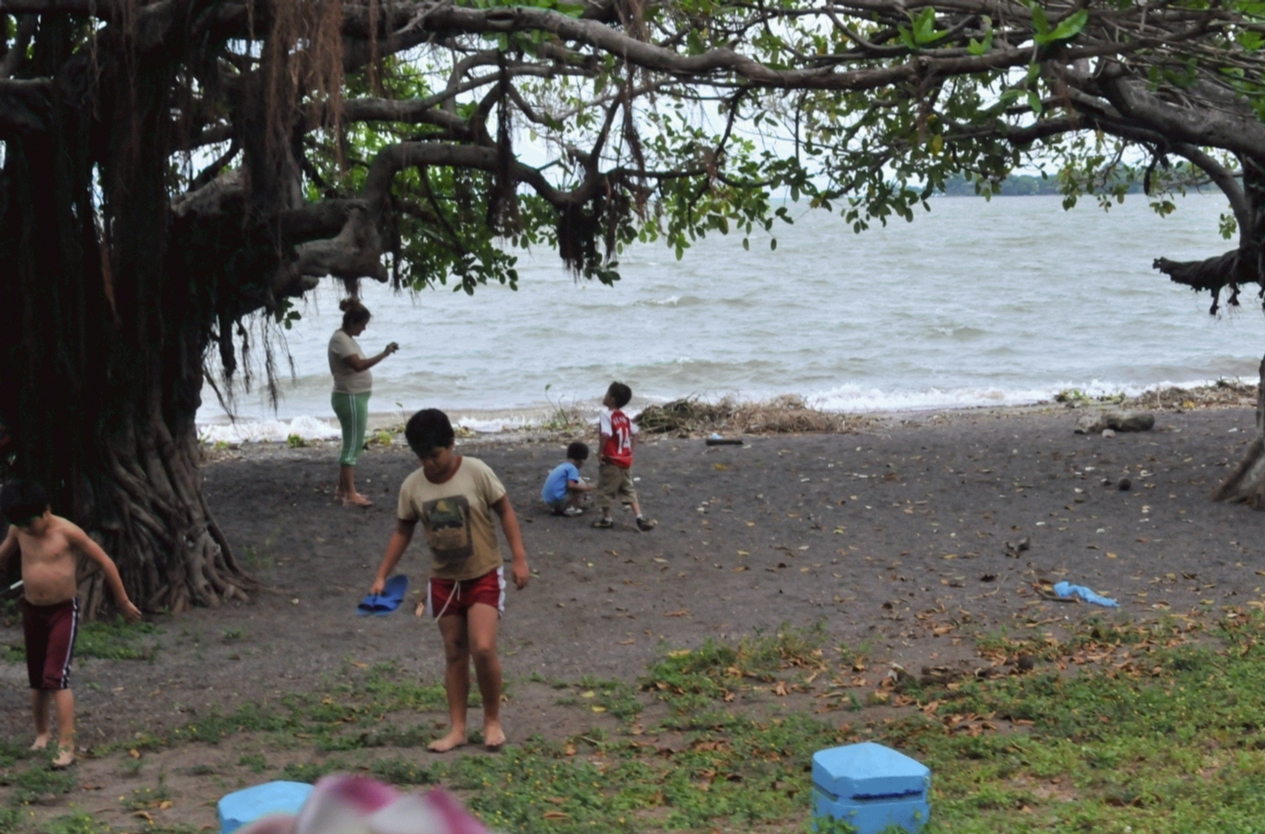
8, 612, 1265, 833
35, 812, 113, 834
640, 623, 829, 711
0, 618, 162, 664
74, 618, 162, 661
3, 764, 77, 805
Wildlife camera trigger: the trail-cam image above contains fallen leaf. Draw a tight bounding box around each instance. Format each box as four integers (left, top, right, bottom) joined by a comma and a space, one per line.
129, 749, 141, 759
665, 609, 690, 617
713, 463, 728, 471
543, 811, 572, 820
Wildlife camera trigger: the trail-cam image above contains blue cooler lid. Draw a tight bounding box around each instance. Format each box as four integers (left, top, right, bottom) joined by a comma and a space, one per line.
812, 742, 929, 799
217, 780, 314, 833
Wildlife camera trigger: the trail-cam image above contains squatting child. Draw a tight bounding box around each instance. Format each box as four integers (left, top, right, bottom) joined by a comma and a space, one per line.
0, 479, 142, 768
368, 409, 529, 752
541, 441, 595, 516
592, 382, 656, 531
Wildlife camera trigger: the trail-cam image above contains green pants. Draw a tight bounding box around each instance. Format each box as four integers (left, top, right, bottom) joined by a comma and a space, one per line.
332, 391, 371, 466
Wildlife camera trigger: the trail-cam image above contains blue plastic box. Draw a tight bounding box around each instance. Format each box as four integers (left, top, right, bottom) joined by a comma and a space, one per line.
218, 781, 314, 834
812, 742, 930, 833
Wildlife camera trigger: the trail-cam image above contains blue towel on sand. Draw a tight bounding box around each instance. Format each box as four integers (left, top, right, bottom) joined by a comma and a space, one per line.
357, 574, 409, 616
1053, 580, 1119, 608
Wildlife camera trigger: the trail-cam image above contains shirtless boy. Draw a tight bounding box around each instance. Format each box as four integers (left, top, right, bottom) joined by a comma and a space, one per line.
0, 479, 142, 768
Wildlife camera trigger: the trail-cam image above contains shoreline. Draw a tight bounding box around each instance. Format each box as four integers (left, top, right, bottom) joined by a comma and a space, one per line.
196, 379, 1259, 455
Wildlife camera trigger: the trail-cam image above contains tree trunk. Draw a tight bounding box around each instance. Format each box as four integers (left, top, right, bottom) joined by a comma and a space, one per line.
1211, 356, 1265, 508
0, 22, 254, 619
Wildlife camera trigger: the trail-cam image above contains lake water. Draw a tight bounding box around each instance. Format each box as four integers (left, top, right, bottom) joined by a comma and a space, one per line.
197, 193, 1265, 442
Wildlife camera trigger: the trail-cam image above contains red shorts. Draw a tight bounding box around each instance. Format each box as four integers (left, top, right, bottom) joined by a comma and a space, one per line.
21, 598, 79, 690
426, 568, 504, 619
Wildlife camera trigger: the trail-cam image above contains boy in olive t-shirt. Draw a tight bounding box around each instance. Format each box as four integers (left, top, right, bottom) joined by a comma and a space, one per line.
368, 409, 529, 753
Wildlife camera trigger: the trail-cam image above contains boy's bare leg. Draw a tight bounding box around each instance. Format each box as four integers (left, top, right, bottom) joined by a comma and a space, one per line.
30, 689, 51, 750
430, 613, 471, 752
52, 690, 75, 767
466, 603, 505, 750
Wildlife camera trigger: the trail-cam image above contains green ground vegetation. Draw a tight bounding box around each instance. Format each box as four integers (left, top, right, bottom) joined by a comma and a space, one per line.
4, 610, 1265, 832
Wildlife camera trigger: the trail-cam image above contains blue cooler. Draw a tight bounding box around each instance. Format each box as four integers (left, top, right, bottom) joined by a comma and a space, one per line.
217, 781, 314, 833
812, 742, 930, 833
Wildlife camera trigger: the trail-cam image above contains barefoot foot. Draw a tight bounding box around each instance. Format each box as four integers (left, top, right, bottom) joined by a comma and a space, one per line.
483, 722, 506, 752
341, 493, 374, 508
30, 734, 50, 751
51, 745, 75, 769
428, 729, 468, 753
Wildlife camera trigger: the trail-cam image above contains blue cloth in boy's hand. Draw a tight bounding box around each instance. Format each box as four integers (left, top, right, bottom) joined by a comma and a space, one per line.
1053, 580, 1119, 608
357, 574, 409, 616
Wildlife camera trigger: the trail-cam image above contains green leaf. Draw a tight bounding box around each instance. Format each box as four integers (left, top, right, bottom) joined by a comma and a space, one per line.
1238, 29, 1265, 51
908, 7, 950, 45
967, 29, 994, 55
1031, 4, 1051, 37
1027, 91, 1043, 115
1048, 9, 1089, 41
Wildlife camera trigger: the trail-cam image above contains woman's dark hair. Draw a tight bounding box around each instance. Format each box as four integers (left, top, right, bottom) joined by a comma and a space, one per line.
1, 478, 49, 525
406, 409, 456, 458
339, 298, 372, 331
566, 441, 589, 461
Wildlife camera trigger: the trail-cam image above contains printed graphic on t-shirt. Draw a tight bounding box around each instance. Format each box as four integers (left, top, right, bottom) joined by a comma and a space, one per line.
421, 495, 473, 566
602, 410, 634, 468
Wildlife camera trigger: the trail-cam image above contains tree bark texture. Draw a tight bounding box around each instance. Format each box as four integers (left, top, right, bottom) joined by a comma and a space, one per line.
1210, 356, 1265, 508
0, 21, 252, 616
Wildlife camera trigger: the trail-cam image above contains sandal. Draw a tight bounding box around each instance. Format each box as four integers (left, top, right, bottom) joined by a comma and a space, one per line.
591, 518, 614, 529
635, 517, 658, 532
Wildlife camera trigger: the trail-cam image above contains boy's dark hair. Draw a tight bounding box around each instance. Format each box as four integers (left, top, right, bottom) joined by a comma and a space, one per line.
566, 441, 589, 461
1, 479, 49, 525
607, 381, 632, 409
405, 409, 455, 458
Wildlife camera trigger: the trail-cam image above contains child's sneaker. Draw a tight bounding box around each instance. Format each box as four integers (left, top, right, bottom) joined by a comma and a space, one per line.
635, 516, 657, 532
563, 507, 584, 517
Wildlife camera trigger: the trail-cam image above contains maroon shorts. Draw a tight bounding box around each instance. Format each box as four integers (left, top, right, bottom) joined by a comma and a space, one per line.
21, 598, 79, 690
426, 568, 504, 619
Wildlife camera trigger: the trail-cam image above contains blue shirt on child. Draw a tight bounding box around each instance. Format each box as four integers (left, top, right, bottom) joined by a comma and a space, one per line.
542, 462, 581, 504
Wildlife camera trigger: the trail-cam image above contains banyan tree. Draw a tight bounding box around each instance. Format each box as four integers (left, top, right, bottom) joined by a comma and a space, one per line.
4, 0, 1265, 616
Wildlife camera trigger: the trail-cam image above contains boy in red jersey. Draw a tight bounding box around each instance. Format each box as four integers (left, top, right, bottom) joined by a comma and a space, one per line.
592, 382, 656, 531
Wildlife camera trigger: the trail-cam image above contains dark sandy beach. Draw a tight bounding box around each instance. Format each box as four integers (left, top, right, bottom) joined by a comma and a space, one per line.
2, 400, 1264, 828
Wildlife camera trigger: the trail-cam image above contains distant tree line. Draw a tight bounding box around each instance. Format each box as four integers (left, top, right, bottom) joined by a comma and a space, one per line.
938, 173, 1144, 197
